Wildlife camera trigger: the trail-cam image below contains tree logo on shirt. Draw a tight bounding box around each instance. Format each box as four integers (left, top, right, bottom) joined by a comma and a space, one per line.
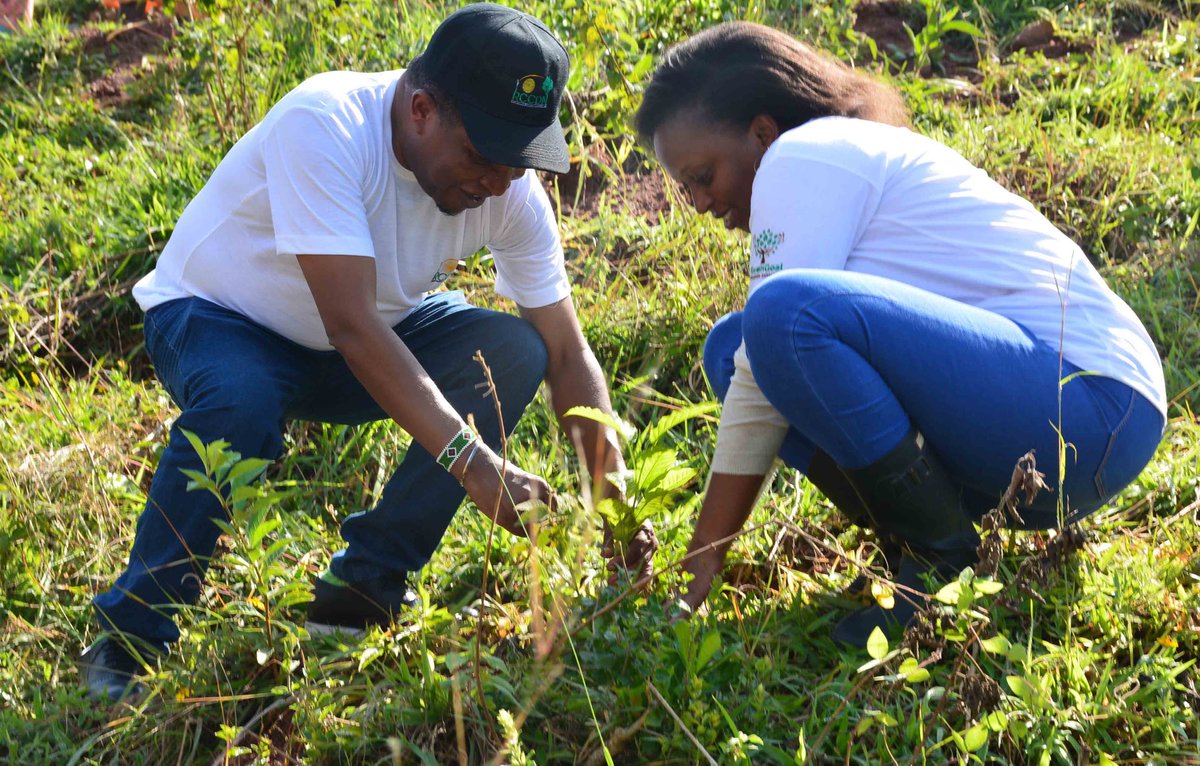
752, 229, 785, 263
431, 259, 460, 284
750, 229, 785, 279
511, 75, 553, 108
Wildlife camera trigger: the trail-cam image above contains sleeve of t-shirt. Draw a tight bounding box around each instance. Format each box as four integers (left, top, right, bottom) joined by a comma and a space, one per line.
260, 105, 375, 259
488, 171, 571, 309
747, 152, 881, 296
710, 342, 789, 475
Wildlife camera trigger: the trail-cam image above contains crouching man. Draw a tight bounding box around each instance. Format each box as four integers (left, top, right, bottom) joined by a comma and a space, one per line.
81, 3, 653, 700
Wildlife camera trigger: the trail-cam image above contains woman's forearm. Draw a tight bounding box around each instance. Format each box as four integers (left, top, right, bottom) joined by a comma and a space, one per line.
687, 471, 770, 559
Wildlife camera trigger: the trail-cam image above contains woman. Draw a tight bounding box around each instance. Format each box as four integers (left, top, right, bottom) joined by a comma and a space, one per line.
635, 22, 1166, 647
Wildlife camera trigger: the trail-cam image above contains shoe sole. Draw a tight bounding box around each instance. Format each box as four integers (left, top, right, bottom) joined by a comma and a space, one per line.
304, 620, 366, 640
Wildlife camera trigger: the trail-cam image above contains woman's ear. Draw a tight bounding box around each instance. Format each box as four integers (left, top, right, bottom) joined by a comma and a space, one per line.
749, 114, 780, 152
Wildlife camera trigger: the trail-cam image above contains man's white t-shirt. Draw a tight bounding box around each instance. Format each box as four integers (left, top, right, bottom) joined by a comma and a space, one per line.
713, 116, 1166, 475
133, 70, 570, 350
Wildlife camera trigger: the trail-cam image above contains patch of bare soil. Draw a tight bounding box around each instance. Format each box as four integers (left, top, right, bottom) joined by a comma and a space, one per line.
1006, 19, 1094, 59
543, 142, 674, 222
78, 18, 174, 109
854, 0, 917, 62
853, 0, 980, 79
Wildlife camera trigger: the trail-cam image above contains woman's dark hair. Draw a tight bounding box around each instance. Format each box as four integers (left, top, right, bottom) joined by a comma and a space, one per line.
634, 22, 908, 147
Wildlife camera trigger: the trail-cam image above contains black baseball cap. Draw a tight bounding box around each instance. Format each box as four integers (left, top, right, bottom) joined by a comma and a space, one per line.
420, 3, 571, 174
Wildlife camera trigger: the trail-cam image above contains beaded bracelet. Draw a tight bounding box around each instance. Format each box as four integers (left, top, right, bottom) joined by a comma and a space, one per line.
437, 427, 477, 472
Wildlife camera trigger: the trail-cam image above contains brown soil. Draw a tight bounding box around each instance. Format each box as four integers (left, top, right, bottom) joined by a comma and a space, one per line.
1006, 19, 1094, 59
552, 164, 673, 221
854, 0, 918, 62
543, 141, 674, 221
79, 18, 174, 109
853, 0, 981, 78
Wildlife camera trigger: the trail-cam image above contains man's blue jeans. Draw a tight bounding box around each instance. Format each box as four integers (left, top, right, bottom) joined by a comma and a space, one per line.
93, 291, 548, 646
704, 270, 1164, 529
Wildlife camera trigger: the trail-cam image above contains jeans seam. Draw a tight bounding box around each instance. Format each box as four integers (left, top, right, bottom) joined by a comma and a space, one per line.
1092, 387, 1136, 500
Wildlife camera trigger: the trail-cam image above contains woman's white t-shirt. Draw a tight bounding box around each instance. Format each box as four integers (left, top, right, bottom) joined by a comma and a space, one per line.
713, 117, 1166, 475
133, 70, 570, 351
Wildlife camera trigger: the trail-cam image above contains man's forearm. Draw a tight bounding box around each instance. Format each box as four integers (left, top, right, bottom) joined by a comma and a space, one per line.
546, 346, 624, 492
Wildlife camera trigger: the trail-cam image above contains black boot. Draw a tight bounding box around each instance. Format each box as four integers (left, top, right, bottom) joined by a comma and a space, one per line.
79, 634, 166, 701
305, 569, 419, 638
831, 429, 980, 648
805, 448, 899, 597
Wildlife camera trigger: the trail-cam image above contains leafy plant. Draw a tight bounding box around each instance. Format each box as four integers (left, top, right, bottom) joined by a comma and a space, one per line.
179, 429, 309, 646
565, 400, 717, 543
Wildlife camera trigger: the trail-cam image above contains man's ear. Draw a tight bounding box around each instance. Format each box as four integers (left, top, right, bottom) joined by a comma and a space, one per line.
749, 113, 780, 152
409, 89, 439, 135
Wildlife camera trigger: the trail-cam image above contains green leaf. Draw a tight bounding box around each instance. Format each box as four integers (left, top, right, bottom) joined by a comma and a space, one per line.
630, 495, 668, 527
631, 52, 654, 82
564, 406, 635, 441
594, 497, 629, 528
1006, 642, 1029, 665
658, 465, 698, 493
226, 458, 270, 489
898, 657, 930, 683
262, 537, 291, 565
980, 635, 1012, 655
973, 578, 1004, 595
984, 711, 1008, 732
632, 448, 678, 492
935, 580, 963, 605
247, 517, 281, 548
943, 19, 983, 37
696, 630, 721, 670
180, 429, 209, 471
359, 646, 381, 671
1006, 675, 1038, 703
961, 723, 988, 752
180, 468, 212, 490
673, 620, 693, 662
638, 400, 720, 449
867, 626, 889, 660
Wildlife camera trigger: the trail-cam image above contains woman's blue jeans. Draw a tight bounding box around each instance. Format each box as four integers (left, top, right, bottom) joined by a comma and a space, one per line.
93, 291, 548, 646
704, 271, 1164, 529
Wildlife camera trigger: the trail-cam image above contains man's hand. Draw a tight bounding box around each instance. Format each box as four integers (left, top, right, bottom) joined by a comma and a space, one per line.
460, 444, 554, 537
602, 520, 659, 587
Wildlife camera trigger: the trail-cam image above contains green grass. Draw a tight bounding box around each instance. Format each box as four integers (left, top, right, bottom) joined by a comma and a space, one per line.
2, 0, 1199, 763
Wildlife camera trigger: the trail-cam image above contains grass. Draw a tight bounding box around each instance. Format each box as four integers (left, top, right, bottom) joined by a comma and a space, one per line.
1, 0, 1199, 763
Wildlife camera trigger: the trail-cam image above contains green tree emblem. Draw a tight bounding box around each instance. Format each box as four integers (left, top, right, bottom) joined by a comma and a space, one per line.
542, 76, 554, 94
753, 229, 785, 263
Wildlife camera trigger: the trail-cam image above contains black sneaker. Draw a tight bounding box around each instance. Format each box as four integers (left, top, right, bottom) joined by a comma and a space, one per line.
79, 635, 164, 701
305, 570, 419, 638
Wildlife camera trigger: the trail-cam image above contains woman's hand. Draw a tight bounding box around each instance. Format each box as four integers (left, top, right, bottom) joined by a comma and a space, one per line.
669, 471, 770, 618
460, 444, 554, 537
674, 545, 727, 616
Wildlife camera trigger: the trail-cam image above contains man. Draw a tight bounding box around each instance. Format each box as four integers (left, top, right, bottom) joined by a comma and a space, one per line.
81, 3, 652, 700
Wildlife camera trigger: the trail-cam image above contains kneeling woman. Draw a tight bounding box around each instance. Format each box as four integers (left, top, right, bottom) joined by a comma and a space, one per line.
635, 22, 1166, 646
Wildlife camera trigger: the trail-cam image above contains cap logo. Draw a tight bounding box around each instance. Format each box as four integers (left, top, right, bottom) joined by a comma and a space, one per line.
511, 74, 553, 108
